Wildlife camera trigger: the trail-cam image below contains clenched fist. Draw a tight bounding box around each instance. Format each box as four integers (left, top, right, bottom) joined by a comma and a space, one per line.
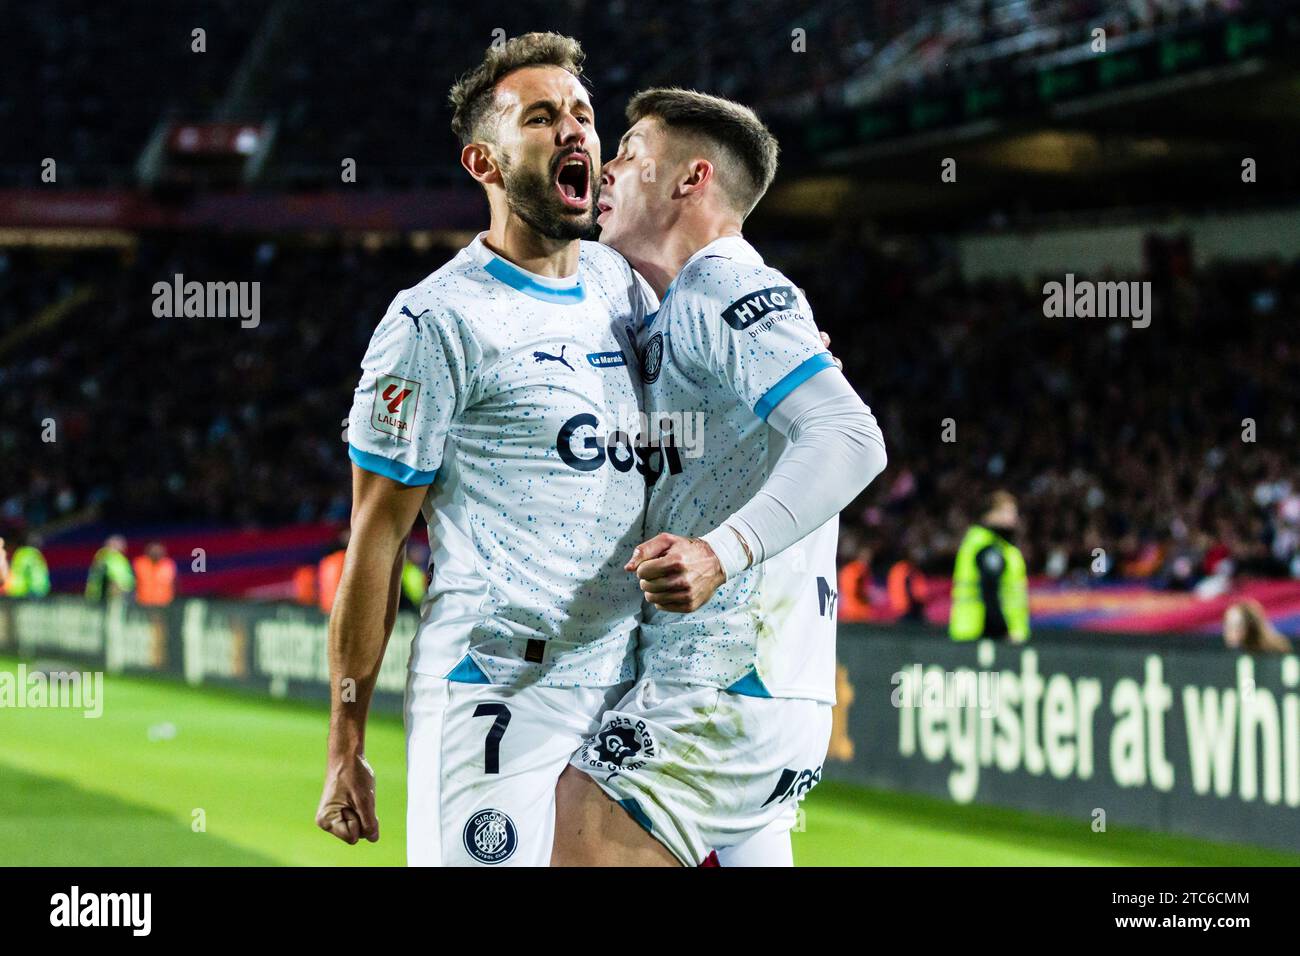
316, 752, 379, 845
626, 532, 726, 613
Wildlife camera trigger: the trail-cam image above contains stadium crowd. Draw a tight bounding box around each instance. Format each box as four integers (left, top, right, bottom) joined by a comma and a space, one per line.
2, 233, 1297, 590
1, 0, 259, 187
0, 236, 424, 528
790, 230, 1300, 585
2, 0, 1247, 188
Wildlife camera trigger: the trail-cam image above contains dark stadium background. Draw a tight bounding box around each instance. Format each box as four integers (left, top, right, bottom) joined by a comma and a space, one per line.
2, 0, 1299, 868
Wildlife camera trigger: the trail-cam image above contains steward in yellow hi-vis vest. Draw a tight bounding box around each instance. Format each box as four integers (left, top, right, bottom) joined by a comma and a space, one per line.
950, 491, 1029, 642
4, 533, 50, 598
86, 535, 135, 602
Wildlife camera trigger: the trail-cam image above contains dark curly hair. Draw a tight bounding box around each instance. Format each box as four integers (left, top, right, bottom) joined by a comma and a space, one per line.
448, 32, 586, 146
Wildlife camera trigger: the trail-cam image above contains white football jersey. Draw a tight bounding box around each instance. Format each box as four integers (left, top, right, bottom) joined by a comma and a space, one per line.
348, 234, 655, 688
636, 236, 840, 703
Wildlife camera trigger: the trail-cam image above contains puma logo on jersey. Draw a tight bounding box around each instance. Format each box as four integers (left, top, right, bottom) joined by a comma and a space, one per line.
533, 345, 573, 370
400, 305, 429, 326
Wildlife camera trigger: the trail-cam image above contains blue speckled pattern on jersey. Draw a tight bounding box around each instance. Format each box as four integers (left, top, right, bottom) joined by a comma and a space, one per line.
638, 236, 840, 703
348, 234, 654, 688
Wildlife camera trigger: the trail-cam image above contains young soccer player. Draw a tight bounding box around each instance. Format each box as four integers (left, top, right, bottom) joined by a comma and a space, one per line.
555, 89, 888, 866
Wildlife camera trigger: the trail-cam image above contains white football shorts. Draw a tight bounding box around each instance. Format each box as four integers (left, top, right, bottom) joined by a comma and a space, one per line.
569, 677, 832, 866
405, 670, 626, 866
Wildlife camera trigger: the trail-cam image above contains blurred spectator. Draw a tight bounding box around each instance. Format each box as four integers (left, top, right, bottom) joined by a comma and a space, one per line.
3, 531, 50, 598
317, 528, 350, 615
0, 538, 8, 591
837, 541, 874, 622
133, 542, 176, 607
293, 565, 318, 607
85, 535, 134, 601
950, 491, 1029, 642
1223, 599, 1293, 654
886, 550, 928, 621
402, 538, 429, 610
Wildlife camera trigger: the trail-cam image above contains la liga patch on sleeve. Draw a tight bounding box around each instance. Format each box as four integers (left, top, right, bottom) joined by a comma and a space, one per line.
371, 374, 421, 441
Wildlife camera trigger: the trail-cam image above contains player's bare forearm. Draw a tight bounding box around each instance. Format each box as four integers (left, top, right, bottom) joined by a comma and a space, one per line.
332, 545, 404, 745
383, 542, 405, 647
326, 465, 427, 758
326, 546, 404, 757
317, 465, 426, 844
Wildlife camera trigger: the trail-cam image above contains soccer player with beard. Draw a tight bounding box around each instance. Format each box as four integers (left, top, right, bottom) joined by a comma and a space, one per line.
315, 33, 658, 866
553, 90, 887, 866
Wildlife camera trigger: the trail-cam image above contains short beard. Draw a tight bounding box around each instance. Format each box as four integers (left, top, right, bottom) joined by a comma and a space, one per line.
500, 154, 599, 242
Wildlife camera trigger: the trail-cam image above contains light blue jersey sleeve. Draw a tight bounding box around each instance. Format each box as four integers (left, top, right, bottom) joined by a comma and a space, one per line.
669, 257, 834, 421
347, 293, 478, 486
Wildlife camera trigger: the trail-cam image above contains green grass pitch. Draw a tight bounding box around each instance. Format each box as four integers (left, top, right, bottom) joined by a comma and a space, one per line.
2, 657, 1296, 867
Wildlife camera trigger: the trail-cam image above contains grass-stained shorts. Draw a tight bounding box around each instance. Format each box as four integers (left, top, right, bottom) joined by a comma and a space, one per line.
570, 676, 832, 866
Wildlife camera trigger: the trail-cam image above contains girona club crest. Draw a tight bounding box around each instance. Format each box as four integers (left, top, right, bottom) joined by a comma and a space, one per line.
462, 808, 518, 864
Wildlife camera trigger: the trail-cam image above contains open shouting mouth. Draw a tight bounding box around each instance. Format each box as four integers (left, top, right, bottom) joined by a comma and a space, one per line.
554, 152, 591, 210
